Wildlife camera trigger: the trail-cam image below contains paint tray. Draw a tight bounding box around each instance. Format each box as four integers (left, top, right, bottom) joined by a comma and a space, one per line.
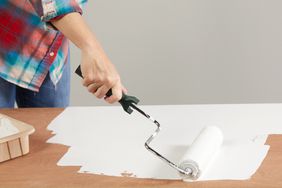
0, 113, 35, 163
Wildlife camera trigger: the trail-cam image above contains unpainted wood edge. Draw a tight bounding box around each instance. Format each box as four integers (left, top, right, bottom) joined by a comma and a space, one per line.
6, 141, 11, 159
18, 138, 24, 155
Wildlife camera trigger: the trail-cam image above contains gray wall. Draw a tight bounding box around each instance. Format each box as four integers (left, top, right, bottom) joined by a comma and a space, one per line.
70, 0, 282, 106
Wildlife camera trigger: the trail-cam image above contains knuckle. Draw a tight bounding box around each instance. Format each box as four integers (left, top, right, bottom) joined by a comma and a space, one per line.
99, 92, 105, 98
87, 87, 93, 93
106, 76, 116, 86
94, 76, 102, 83
96, 91, 105, 99
109, 77, 119, 86
94, 92, 101, 98
105, 77, 112, 84
115, 76, 121, 82
84, 75, 95, 84
88, 86, 96, 93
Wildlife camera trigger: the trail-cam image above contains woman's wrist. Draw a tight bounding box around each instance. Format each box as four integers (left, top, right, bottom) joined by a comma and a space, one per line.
81, 39, 113, 67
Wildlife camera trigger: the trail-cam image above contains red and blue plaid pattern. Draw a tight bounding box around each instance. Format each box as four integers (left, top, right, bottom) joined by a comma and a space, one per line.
0, 0, 87, 91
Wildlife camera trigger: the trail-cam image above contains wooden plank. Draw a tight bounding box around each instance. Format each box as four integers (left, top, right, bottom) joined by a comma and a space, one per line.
0, 108, 281, 188
0, 142, 10, 162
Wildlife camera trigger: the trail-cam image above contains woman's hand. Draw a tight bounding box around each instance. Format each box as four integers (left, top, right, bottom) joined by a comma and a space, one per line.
51, 12, 127, 104
80, 46, 125, 103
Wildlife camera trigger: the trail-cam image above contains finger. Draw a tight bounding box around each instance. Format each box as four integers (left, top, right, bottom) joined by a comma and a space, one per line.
87, 83, 101, 94
82, 67, 98, 87
121, 85, 128, 94
80, 64, 95, 87
82, 75, 95, 87
105, 84, 122, 104
95, 85, 111, 99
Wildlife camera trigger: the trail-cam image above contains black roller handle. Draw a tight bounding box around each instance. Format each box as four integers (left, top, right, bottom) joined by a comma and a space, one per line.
75, 65, 140, 114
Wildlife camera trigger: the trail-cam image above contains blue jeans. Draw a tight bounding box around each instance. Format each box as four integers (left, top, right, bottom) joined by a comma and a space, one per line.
0, 59, 70, 108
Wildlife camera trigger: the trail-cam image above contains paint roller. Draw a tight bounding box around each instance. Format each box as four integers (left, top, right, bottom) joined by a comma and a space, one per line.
75, 66, 223, 180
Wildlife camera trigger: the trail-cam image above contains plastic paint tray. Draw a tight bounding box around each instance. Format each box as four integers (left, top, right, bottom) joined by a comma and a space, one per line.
0, 114, 35, 163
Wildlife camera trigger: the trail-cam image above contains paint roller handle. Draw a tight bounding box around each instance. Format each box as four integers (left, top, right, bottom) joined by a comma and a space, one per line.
75, 65, 140, 114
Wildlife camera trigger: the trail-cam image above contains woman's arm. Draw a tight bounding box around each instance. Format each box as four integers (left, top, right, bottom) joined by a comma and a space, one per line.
51, 12, 125, 104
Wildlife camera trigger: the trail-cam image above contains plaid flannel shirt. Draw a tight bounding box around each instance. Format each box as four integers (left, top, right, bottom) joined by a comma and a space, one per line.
0, 0, 87, 91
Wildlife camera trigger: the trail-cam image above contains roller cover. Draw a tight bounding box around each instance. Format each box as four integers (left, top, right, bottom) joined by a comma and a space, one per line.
179, 126, 223, 181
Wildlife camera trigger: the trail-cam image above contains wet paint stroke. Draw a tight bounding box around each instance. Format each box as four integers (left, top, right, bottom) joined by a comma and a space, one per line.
47, 104, 282, 181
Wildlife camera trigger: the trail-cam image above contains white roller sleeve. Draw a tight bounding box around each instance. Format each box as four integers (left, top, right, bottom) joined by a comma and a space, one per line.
178, 126, 223, 181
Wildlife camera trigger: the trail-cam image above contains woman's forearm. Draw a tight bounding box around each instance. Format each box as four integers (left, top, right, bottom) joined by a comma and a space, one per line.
51, 12, 102, 55
51, 12, 125, 104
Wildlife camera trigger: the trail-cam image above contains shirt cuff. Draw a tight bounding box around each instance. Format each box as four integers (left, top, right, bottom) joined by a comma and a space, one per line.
41, 0, 83, 22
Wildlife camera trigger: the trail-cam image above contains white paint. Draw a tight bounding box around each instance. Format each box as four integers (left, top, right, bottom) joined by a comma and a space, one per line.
47, 104, 282, 180
0, 117, 19, 138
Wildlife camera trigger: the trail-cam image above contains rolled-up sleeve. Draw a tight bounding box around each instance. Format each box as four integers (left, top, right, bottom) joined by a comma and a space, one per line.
31, 0, 87, 22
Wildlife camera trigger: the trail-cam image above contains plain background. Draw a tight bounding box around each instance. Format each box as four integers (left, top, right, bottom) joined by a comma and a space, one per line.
70, 0, 282, 106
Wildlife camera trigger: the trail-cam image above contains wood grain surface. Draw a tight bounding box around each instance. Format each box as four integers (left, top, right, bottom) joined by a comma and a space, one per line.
0, 108, 281, 188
